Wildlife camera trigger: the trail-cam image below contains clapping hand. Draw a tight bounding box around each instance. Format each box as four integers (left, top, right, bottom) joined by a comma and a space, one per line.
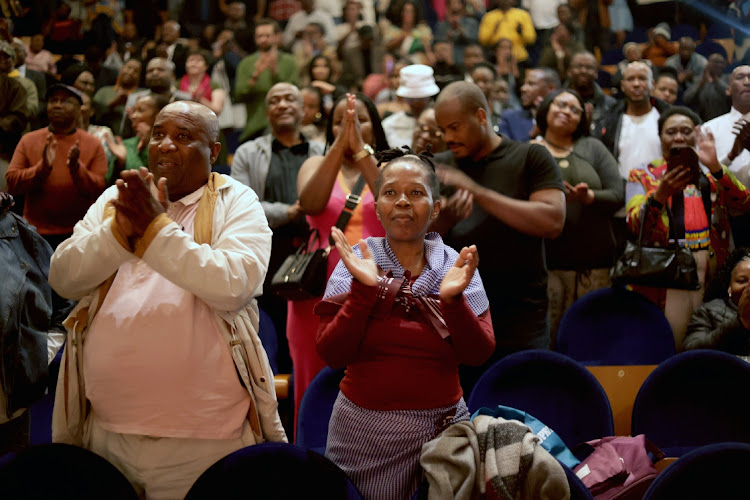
695, 126, 721, 172
330, 226, 379, 287
332, 93, 367, 157
436, 163, 479, 194
134, 121, 152, 151
105, 132, 127, 162
441, 189, 474, 222
729, 119, 750, 162
440, 245, 479, 303
111, 167, 169, 246
42, 133, 57, 172
564, 181, 594, 205
67, 140, 81, 178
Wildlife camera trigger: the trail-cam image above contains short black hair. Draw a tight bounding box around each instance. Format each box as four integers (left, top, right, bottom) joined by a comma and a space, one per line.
657, 106, 701, 134
534, 67, 562, 89
656, 66, 679, 82
705, 248, 750, 301
535, 89, 589, 140
471, 61, 497, 78
374, 146, 440, 201
254, 18, 281, 34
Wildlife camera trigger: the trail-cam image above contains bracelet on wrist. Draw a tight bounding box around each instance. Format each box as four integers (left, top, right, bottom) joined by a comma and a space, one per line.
648, 195, 664, 210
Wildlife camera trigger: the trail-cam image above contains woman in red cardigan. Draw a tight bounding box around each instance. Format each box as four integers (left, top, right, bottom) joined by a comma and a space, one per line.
314, 147, 495, 499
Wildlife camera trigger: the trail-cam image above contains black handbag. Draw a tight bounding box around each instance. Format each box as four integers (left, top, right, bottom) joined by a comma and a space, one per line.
270, 228, 330, 301
611, 203, 701, 290
269, 176, 366, 300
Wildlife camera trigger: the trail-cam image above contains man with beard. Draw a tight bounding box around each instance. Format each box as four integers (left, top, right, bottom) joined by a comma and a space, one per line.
703, 65, 750, 246
93, 59, 144, 135
236, 19, 298, 143
432, 81, 564, 387
121, 57, 191, 137
497, 67, 559, 141
5, 84, 107, 248
564, 51, 615, 134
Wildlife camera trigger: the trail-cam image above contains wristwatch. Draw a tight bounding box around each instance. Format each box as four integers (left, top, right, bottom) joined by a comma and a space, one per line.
352, 144, 374, 162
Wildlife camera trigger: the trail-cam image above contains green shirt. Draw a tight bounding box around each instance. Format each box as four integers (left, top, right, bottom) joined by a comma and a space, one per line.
235, 51, 298, 142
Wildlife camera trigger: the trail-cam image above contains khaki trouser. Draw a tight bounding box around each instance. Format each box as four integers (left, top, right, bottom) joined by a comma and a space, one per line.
84, 413, 256, 500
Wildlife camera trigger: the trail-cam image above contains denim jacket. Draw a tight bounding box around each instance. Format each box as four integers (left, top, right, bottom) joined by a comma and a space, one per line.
0, 210, 54, 420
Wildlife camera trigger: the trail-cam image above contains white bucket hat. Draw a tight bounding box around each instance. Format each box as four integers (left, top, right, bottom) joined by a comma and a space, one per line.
396, 64, 440, 99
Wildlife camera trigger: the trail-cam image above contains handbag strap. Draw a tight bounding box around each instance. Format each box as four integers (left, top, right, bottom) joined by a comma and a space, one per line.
298, 228, 321, 254
329, 175, 367, 246
637, 202, 679, 249
699, 174, 712, 226
670, 192, 686, 242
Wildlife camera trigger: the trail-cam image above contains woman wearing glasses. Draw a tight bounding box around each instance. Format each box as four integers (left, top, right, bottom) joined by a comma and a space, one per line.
532, 89, 624, 337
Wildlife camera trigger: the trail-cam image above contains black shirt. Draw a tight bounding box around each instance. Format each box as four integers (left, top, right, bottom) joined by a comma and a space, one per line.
435, 136, 563, 349
265, 138, 310, 205
264, 137, 311, 282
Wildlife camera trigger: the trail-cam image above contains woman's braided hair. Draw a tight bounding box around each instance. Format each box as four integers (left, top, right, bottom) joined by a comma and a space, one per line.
373, 145, 440, 200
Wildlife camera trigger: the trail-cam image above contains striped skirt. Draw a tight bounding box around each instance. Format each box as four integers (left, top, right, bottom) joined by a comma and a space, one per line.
325, 392, 469, 500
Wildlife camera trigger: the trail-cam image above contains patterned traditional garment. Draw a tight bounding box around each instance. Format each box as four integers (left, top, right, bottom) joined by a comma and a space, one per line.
626, 158, 750, 267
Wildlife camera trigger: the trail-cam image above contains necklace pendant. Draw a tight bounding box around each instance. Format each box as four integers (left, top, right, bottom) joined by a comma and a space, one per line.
559, 159, 570, 168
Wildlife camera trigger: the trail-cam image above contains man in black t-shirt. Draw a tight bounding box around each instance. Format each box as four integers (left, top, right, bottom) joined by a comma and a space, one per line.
433, 81, 565, 380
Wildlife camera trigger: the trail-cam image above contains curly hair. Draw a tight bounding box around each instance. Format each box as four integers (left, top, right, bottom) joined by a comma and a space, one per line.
374, 145, 440, 200
704, 248, 750, 302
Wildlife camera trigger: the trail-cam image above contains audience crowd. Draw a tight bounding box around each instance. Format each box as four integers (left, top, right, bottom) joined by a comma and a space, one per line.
3, 0, 750, 498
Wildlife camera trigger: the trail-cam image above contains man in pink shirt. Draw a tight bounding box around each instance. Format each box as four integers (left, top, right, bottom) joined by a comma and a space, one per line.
49, 101, 286, 498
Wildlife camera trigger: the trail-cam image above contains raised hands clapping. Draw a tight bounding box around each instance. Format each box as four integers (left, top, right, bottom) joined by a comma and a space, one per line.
440, 245, 479, 303
331, 93, 368, 158
330, 226, 379, 287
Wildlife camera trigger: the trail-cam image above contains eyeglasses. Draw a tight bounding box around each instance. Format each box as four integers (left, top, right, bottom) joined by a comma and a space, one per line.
417, 125, 443, 138
552, 99, 584, 117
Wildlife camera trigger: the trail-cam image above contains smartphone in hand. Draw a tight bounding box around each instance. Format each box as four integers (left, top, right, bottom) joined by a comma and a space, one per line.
667, 147, 701, 185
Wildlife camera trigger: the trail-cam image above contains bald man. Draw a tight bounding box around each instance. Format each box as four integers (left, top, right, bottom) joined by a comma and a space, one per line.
432, 81, 564, 385
597, 61, 670, 179
146, 20, 189, 78
703, 65, 750, 246
231, 82, 324, 356
49, 101, 285, 498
